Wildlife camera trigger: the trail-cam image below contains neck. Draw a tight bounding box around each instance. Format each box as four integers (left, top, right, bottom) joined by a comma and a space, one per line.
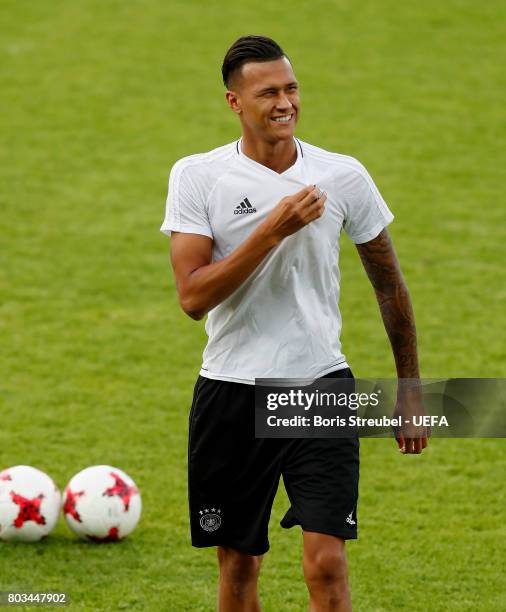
241, 135, 297, 174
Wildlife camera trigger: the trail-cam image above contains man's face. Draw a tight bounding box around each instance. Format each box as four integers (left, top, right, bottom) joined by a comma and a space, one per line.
226, 57, 300, 143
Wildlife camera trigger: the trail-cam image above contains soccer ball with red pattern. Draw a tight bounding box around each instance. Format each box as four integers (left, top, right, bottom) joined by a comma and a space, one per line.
63, 465, 141, 542
0, 465, 61, 542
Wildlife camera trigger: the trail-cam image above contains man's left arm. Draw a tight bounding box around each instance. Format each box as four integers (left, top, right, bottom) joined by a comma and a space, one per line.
356, 228, 429, 454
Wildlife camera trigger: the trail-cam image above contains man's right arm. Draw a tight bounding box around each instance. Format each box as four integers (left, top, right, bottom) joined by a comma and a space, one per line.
170, 185, 326, 320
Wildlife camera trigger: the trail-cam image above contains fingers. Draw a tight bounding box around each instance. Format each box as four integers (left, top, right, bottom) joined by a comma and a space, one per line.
398, 436, 429, 454
403, 438, 413, 453
300, 185, 326, 221
304, 193, 327, 223
291, 184, 320, 203
396, 434, 404, 452
310, 191, 327, 208
282, 185, 326, 226
299, 186, 326, 208
284, 185, 325, 207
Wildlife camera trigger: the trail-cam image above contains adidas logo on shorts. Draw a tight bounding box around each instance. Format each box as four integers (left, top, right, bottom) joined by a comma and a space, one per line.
234, 197, 257, 214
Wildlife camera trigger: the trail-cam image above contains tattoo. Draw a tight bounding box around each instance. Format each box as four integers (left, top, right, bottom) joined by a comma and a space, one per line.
356, 230, 419, 378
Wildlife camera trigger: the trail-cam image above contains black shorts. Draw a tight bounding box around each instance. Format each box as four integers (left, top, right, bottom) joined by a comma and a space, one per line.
188, 369, 359, 556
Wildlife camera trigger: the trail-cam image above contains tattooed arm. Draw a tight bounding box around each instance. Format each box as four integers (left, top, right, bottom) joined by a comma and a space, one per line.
355, 228, 419, 379
356, 228, 428, 453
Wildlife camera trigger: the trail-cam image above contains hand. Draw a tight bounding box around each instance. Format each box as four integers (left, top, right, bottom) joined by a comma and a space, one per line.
262, 185, 327, 244
392, 385, 430, 454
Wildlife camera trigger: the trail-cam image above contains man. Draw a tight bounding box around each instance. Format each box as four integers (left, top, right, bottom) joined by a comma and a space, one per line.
161, 35, 428, 612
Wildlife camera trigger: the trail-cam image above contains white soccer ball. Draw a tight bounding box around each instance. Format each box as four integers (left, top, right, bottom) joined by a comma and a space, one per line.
63, 465, 142, 542
0, 465, 61, 542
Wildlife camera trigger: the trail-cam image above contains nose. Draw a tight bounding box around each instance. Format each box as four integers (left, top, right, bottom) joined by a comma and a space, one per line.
275, 92, 292, 112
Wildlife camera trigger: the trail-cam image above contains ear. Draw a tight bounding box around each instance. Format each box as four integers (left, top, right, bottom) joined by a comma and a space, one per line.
225, 90, 242, 115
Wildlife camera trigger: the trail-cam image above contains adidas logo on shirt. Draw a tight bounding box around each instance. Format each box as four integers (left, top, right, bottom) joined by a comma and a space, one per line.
234, 197, 257, 215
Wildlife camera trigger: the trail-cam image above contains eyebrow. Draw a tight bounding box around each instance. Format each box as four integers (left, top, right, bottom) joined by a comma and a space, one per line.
255, 81, 299, 95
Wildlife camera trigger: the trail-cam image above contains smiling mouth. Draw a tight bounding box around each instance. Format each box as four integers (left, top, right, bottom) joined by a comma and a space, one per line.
271, 114, 294, 124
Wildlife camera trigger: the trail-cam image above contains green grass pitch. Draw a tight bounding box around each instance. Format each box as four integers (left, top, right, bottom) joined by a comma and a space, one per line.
1, 1, 505, 610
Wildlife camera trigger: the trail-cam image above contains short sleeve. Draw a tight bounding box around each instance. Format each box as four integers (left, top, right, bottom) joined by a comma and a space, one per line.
160, 161, 213, 238
343, 162, 394, 244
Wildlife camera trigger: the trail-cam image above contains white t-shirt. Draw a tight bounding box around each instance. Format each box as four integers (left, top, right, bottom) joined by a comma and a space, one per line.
161, 138, 393, 384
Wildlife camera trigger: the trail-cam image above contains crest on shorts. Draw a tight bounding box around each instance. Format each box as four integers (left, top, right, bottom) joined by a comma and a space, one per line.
199, 507, 222, 532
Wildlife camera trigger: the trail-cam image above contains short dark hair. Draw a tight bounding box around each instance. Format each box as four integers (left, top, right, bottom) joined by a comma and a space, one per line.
222, 35, 287, 88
